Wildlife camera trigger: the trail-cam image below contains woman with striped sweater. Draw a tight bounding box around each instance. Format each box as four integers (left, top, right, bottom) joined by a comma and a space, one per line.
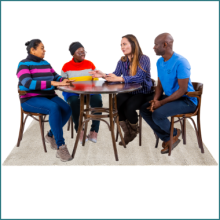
61, 42, 103, 144
16, 39, 73, 162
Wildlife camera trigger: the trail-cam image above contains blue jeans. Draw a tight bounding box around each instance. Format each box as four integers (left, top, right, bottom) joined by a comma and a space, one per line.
21, 96, 71, 148
140, 95, 197, 142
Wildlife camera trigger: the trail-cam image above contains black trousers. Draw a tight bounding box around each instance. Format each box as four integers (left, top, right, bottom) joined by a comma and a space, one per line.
117, 92, 154, 124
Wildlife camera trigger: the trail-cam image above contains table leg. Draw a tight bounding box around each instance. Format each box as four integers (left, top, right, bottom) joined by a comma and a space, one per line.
113, 94, 126, 148
72, 94, 85, 158
109, 94, 119, 161
82, 94, 90, 146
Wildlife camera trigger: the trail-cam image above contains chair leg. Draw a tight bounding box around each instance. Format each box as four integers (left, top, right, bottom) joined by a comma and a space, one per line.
21, 114, 29, 141
116, 127, 119, 142
169, 117, 175, 156
17, 109, 24, 147
67, 117, 70, 131
39, 116, 47, 153
70, 116, 74, 139
178, 117, 184, 141
197, 113, 204, 153
188, 117, 201, 151
139, 115, 142, 146
154, 132, 159, 148
183, 118, 186, 145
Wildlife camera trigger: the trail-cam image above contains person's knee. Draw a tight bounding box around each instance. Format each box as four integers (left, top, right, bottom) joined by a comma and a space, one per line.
64, 103, 72, 117
91, 96, 103, 107
49, 102, 62, 114
116, 93, 125, 105
152, 109, 165, 124
140, 103, 151, 119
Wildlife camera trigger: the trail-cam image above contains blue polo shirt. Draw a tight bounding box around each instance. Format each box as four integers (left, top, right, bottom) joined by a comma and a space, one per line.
156, 52, 197, 106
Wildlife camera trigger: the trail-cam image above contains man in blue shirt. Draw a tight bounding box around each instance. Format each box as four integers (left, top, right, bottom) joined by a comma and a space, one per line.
140, 33, 197, 154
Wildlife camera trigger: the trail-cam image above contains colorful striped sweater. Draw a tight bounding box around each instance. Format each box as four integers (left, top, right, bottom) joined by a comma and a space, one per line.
61, 58, 98, 101
16, 54, 65, 103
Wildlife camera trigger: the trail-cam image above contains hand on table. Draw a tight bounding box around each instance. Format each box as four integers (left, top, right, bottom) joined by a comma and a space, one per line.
105, 76, 124, 82
89, 70, 105, 78
62, 79, 75, 86
106, 73, 117, 78
51, 80, 74, 87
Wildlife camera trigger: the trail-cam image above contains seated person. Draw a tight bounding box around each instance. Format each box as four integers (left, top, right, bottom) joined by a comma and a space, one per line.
89, 34, 154, 146
61, 42, 103, 143
140, 33, 198, 154
17, 39, 73, 162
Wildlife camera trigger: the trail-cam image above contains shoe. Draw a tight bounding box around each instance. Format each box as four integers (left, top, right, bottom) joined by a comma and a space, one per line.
79, 130, 88, 144
45, 132, 57, 150
161, 129, 182, 154
162, 128, 181, 148
119, 120, 131, 145
127, 120, 139, 141
88, 131, 98, 143
56, 144, 72, 162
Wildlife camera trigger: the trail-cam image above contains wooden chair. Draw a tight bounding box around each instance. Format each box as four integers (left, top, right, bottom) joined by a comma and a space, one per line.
155, 82, 204, 156
115, 78, 156, 146
17, 89, 49, 152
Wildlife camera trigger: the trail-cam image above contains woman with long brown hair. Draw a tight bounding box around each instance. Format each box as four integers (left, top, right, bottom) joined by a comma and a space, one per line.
89, 34, 154, 145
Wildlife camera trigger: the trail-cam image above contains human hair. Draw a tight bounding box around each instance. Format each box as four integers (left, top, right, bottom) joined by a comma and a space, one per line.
121, 34, 146, 76
25, 39, 42, 54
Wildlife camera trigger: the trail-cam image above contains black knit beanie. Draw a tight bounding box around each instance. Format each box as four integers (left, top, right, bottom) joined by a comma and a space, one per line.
69, 42, 84, 55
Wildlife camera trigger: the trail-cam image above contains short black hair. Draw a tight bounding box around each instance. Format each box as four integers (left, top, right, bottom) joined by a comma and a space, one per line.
24, 38, 43, 53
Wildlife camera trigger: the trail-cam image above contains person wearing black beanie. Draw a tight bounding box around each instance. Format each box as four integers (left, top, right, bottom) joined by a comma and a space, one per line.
61, 41, 103, 144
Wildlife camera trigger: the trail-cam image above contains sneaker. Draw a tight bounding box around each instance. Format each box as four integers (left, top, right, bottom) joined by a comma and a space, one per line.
56, 144, 72, 162
45, 132, 57, 150
79, 130, 88, 144
88, 131, 98, 143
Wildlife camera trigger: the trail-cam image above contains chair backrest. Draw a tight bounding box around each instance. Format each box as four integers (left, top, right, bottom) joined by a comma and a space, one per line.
191, 82, 203, 115
192, 82, 203, 96
17, 83, 27, 102
151, 78, 156, 91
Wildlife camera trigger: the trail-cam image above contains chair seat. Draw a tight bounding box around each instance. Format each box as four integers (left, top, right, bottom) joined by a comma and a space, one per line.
23, 111, 47, 116
174, 112, 197, 118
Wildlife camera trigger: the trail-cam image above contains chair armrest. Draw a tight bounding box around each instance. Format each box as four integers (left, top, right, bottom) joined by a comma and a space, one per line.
186, 91, 202, 97
18, 90, 27, 95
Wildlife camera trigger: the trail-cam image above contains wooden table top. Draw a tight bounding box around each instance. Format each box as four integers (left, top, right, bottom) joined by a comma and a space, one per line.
57, 80, 142, 94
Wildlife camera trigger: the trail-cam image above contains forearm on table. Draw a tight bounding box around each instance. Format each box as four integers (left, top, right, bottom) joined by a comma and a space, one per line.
160, 88, 187, 106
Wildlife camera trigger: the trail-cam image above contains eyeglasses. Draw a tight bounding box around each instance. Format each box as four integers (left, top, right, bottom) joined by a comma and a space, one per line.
76, 51, 87, 56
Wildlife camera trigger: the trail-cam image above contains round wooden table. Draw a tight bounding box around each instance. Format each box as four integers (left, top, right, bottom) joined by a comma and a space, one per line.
58, 80, 142, 161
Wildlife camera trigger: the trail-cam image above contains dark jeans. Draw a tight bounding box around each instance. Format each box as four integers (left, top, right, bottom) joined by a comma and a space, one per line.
21, 96, 71, 147
67, 94, 103, 133
117, 92, 155, 124
140, 95, 197, 142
